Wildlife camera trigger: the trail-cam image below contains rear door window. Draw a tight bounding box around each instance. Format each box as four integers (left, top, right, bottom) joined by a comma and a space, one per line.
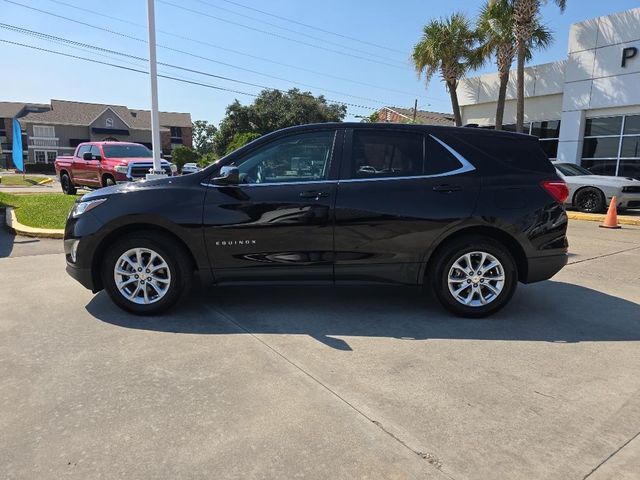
350, 130, 424, 179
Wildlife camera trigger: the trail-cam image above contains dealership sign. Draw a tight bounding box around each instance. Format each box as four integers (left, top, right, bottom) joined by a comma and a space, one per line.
622, 46, 638, 67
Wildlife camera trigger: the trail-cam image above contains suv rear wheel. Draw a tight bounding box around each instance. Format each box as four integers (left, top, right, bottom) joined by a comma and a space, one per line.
101, 233, 192, 315
429, 236, 517, 317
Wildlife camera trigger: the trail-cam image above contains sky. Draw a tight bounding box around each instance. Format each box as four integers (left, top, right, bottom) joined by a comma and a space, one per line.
1, 0, 639, 125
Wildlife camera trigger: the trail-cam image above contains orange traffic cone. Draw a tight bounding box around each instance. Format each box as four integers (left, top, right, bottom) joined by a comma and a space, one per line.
599, 196, 621, 229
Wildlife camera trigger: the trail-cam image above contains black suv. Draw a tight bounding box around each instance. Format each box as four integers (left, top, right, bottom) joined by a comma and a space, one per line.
64, 123, 569, 317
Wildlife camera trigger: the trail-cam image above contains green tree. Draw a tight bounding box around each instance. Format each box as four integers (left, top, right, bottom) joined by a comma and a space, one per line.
513, 0, 566, 132
192, 120, 217, 155
476, 0, 551, 130
412, 13, 479, 126
171, 145, 199, 172
214, 88, 347, 156
197, 152, 219, 169
225, 132, 261, 155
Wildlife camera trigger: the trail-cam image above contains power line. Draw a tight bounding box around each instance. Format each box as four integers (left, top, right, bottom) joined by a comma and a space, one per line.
0, 38, 380, 111
213, 0, 407, 55
43, 0, 433, 100
1, 0, 425, 108
187, 0, 402, 64
157, 0, 407, 70
0, 22, 391, 107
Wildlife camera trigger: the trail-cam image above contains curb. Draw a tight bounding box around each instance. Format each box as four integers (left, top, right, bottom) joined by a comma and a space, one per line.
4, 207, 64, 239
567, 211, 640, 226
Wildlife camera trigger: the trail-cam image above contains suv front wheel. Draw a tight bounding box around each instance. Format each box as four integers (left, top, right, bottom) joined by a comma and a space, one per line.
429, 236, 517, 317
101, 233, 192, 315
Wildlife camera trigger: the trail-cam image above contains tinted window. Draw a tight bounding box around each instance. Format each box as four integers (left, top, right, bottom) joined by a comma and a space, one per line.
621, 137, 640, 158
465, 133, 552, 171
90, 145, 101, 158
623, 115, 640, 135
555, 164, 592, 176
425, 135, 462, 175
235, 131, 335, 184
539, 139, 559, 159
582, 137, 620, 158
584, 117, 622, 136
103, 144, 152, 158
531, 120, 560, 139
351, 130, 423, 179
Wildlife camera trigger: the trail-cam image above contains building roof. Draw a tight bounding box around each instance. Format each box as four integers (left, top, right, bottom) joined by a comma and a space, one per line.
16, 99, 191, 130
378, 106, 454, 126
0, 101, 50, 119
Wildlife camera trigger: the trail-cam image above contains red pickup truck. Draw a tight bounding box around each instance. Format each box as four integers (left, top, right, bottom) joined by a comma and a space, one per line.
55, 141, 177, 194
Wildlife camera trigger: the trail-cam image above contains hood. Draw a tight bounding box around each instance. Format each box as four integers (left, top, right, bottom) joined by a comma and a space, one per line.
80, 174, 196, 201
562, 174, 640, 186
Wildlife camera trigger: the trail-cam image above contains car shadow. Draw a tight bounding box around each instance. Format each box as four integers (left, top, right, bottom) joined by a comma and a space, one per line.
86, 280, 640, 349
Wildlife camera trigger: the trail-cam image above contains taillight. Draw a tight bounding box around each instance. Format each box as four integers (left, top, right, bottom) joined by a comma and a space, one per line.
541, 180, 569, 203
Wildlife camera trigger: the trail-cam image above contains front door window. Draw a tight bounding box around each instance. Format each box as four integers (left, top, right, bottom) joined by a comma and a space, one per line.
235, 131, 335, 184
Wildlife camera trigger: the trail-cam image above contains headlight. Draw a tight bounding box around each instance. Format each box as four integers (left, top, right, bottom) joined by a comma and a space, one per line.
170, 163, 178, 173
114, 165, 129, 174
72, 198, 107, 218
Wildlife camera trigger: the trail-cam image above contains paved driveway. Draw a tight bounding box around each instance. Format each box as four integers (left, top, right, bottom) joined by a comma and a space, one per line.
0, 220, 639, 479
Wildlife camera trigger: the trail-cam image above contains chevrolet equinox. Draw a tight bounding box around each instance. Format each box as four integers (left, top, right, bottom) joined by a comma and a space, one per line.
64, 123, 569, 317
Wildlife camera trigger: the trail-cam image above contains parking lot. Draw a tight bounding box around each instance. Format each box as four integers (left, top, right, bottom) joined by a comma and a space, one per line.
1, 219, 639, 479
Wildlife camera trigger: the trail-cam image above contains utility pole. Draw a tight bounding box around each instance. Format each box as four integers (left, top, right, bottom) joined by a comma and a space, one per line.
412, 99, 418, 123
146, 0, 165, 179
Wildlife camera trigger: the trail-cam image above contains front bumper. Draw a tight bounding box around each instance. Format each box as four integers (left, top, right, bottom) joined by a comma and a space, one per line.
522, 253, 568, 283
66, 261, 97, 292
615, 193, 640, 209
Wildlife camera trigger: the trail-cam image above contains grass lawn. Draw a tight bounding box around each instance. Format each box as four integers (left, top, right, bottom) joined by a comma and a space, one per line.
0, 175, 49, 186
0, 192, 78, 229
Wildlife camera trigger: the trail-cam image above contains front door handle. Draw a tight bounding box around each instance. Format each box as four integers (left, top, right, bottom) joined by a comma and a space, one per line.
433, 184, 462, 193
299, 190, 329, 199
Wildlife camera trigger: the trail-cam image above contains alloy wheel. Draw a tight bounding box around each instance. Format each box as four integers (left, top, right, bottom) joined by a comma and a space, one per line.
447, 251, 505, 307
113, 248, 171, 305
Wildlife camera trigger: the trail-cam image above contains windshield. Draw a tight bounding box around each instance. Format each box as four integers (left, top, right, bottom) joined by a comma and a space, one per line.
103, 144, 152, 158
555, 163, 593, 176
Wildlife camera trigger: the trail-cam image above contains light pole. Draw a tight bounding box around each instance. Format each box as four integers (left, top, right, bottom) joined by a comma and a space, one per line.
146, 0, 166, 179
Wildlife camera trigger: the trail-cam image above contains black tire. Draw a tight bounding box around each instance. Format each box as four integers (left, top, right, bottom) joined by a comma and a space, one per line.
60, 172, 77, 195
103, 175, 116, 187
575, 187, 605, 213
428, 236, 518, 318
101, 233, 192, 315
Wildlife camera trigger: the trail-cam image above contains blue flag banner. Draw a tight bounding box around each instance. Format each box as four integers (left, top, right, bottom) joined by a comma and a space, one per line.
12, 118, 24, 172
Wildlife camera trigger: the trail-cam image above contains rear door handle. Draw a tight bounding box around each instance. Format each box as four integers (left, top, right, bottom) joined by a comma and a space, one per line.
299, 190, 329, 199
433, 184, 462, 193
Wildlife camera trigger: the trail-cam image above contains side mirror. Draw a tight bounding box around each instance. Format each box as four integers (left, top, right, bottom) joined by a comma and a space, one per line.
213, 166, 239, 185
83, 152, 92, 160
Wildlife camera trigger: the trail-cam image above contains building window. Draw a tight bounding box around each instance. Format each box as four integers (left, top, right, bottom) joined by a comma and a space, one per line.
581, 115, 640, 178
170, 127, 183, 144
34, 150, 57, 164
33, 125, 55, 138
503, 121, 560, 159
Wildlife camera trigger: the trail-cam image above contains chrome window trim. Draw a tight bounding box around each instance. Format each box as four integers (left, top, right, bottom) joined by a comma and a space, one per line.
202, 135, 476, 187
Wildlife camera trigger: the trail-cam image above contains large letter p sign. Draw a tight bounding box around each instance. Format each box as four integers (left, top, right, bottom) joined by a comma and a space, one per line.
621, 47, 638, 67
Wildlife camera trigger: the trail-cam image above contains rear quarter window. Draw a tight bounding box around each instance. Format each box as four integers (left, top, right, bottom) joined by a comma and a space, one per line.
425, 135, 464, 175
453, 132, 555, 174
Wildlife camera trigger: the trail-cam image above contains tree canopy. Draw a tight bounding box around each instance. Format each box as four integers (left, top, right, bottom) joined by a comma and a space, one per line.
213, 88, 346, 156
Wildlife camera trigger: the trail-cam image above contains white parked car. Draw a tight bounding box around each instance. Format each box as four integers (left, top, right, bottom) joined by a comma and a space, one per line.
181, 163, 200, 175
554, 163, 640, 213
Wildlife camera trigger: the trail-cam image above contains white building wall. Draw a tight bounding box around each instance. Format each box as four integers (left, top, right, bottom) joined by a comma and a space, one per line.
459, 7, 640, 168
559, 7, 640, 162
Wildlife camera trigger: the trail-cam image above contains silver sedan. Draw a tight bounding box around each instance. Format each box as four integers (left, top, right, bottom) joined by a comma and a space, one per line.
554, 163, 640, 213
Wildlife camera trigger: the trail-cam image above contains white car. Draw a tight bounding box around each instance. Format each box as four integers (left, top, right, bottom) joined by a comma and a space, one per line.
181, 163, 200, 175
554, 163, 640, 213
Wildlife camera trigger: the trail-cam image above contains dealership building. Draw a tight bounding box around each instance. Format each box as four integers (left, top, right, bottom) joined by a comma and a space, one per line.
459, 7, 640, 178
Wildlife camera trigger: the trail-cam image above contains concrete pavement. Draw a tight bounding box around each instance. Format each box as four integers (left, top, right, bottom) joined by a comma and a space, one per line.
0, 220, 638, 479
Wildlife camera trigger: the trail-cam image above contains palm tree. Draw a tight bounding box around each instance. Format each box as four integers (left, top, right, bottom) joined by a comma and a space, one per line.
477, 0, 551, 130
412, 13, 478, 126
513, 0, 566, 132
